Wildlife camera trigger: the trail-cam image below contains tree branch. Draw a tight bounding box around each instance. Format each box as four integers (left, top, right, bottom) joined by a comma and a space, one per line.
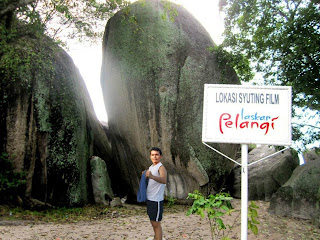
0, 0, 36, 19
270, 4, 289, 21
292, 123, 320, 130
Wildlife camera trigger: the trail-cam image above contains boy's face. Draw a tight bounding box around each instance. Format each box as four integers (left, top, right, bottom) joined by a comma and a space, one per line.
150, 150, 162, 165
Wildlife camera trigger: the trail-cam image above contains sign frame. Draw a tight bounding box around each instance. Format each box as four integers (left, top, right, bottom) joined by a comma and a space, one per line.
202, 84, 292, 146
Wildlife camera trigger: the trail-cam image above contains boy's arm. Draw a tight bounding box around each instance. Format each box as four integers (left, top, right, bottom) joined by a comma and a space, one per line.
146, 166, 167, 184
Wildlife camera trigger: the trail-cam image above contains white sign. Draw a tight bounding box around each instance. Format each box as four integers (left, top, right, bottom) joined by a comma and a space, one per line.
202, 84, 292, 146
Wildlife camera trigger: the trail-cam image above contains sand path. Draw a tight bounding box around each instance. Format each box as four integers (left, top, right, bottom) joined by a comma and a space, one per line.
0, 200, 319, 240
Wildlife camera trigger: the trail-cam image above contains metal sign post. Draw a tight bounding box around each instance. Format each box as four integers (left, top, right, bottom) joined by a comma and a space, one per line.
241, 144, 248, 240
202, 84, 292, 240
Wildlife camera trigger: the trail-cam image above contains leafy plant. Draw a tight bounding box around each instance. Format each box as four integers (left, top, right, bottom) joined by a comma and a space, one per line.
208, 45, 253, 83
186, 191, 235, 240
187, 190, 260, 239
0, 153, 26, 203
166, 190, 176, 208
161, 0, 178, 22
248, 201, 260, 235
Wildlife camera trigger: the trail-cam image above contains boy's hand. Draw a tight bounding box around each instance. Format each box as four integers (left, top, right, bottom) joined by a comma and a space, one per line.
145, 170, 152, 178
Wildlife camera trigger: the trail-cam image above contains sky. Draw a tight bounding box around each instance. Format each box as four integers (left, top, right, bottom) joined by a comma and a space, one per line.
67, 0, 224, 122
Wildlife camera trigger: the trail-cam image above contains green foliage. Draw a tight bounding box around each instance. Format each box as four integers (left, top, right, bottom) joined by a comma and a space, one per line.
208, 45, 253, 82
248, 201, 259, 235
161, 0, 178, 22
0, 153, 26, 203
187, 191, 235, 240
292, 108, 320, 149
220, 0, 320, 147
187, 191, 260, 239
0, 21, 57, 133
0, 0, 130, 47
166, 191, 176, 208
0, 25, 40, 90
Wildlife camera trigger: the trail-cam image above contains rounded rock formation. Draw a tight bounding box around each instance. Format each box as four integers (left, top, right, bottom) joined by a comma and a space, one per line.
101, 0, 240, 200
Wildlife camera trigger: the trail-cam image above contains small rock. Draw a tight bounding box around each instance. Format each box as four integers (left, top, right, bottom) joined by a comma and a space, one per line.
110, 197, 122, 207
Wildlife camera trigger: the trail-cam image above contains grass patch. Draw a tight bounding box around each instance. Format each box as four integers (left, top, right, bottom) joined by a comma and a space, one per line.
0, 202, 187, 223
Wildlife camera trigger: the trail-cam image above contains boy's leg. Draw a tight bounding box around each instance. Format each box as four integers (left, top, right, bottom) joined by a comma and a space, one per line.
147, 200, 164, 240
150, 220, 162, 240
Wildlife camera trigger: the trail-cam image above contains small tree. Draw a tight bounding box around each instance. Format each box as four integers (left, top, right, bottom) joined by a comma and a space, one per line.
187, 190, 259, 240
187, 191, 235, 240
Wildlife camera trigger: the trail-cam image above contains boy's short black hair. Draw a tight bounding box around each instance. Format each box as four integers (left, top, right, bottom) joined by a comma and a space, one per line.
150, 147, 162, 156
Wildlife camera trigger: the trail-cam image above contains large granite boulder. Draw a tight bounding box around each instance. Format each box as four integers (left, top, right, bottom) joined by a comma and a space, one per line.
228, 145, 299, 201
0, 21, 112, 207
101, 0, 239, 200
269, 150, 320, 224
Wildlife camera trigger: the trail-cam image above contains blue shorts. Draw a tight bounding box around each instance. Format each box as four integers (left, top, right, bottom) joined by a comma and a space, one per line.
147, 200, 164, 222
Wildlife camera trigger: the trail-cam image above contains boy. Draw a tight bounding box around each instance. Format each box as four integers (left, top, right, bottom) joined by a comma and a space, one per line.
145, 147, 167, 240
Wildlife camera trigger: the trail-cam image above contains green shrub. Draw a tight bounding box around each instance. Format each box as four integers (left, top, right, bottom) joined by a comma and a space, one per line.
187, 191, 235, 240
166, 191, 176, 208
187, 190, 259, 240
0, 153, 26, 203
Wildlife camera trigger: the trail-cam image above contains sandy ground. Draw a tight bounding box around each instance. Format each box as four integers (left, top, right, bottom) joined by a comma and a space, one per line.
0, 199, 319, 240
